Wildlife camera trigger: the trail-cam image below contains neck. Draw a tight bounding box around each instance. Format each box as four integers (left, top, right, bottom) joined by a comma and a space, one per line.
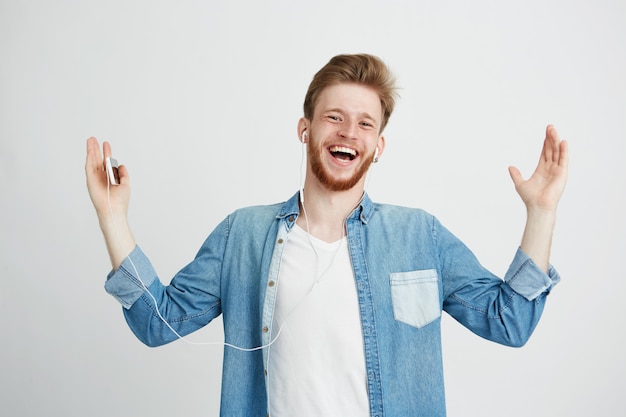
297, 182, 364, 243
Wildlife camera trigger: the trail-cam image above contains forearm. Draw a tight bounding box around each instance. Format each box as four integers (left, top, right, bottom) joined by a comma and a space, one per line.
519, 207, 557, 273
97, 210, 136, 270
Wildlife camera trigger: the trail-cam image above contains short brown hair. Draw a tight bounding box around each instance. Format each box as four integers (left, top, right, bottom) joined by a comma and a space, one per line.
303, 54, 398, 132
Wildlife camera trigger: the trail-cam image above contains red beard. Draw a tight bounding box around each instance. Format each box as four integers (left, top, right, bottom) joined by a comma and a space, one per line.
309, 141, 374, 192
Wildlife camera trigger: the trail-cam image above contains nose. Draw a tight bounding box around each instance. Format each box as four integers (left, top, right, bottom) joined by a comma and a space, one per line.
338, 120, 359, 139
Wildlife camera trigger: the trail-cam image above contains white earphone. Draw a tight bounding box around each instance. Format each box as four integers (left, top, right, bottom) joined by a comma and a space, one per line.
301, 131, 308, 143
373, 147, 379, 163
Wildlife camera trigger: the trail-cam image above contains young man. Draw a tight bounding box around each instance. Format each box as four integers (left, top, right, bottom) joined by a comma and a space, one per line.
86, 54, 568, 417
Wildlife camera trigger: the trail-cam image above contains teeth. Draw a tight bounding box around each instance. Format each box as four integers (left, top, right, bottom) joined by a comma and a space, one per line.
330, 146, 356, 156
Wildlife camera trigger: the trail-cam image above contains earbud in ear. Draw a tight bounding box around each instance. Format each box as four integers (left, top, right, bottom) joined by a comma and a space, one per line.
301, 131, 308, 143
373, 148, 379, 163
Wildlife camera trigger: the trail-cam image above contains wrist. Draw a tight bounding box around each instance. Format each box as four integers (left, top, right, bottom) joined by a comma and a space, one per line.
526, 205, 557, 222
520, 207, 557, 273
97, 210, 129, 236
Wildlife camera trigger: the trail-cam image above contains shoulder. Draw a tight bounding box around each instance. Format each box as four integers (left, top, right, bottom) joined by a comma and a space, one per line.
363, 202, 442, 241
231, 201, 284, 217
228, 201, 284, 226
371, 202, 437, 224
228, 192, 300, 226
204, 202, 285, 242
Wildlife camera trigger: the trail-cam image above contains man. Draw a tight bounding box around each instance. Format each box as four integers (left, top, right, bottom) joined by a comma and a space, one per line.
86, 54, 568, 416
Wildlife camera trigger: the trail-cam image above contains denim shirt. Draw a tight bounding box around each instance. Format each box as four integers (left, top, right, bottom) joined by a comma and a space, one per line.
105, 192, 560, 417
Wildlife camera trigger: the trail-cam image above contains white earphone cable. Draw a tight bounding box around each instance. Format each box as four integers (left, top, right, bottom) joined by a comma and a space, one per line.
106, 170, 287, 352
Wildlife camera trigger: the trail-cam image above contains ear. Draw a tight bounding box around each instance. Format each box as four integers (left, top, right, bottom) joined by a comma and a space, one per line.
297, 117, 310, 143
375, 135, 386, 159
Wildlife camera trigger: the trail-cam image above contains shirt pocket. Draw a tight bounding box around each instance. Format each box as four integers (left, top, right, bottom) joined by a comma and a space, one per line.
389, 269, 441, 329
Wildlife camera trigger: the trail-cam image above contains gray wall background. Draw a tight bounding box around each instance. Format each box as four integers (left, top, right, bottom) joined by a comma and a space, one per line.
1, 1, 624, 416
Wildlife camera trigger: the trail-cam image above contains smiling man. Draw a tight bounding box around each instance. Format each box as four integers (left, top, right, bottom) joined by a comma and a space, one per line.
86, 54, 568, 417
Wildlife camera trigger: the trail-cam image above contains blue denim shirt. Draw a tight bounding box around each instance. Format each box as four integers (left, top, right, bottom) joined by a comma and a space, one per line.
105, 192, 560, 417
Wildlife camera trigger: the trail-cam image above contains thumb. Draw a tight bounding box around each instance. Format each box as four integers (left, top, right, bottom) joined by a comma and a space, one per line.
118, 164, 131, 186
508, 166, 523, 188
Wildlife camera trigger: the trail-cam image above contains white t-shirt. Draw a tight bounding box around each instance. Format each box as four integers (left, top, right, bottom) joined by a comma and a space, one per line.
267, 224, 369, 416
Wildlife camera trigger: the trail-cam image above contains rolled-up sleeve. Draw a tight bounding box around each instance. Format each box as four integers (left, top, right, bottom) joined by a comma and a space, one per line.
504, 247, 561, 301
104, 246, 156, 309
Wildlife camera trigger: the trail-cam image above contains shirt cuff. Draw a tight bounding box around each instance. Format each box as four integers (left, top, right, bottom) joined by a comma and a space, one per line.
104, 245, 157, 309
504, 247, 561, 301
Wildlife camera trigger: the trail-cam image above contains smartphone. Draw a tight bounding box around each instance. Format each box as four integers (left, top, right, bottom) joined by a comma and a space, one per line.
105, 157, 120, 185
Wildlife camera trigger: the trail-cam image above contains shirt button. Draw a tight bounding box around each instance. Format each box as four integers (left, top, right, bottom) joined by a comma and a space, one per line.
288, 216, 294, 222
277, 238, 284, 244
268, 280, 275, 287
262, 326, 269, 333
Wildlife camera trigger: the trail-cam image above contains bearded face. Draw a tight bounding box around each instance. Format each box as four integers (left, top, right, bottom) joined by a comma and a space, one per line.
301, 83, 384, 194
307, 133, 376, 192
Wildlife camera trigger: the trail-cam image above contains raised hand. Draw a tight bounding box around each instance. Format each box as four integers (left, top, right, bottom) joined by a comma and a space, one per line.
85, 137, 135, 269
508, 125, 569, 212
85, 137, 131, 218
509, 125, 569, 272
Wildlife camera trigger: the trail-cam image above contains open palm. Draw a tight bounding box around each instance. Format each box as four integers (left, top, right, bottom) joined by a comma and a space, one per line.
509, 125, 569, 212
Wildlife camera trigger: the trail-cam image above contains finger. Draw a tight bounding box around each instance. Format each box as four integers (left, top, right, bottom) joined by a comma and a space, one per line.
103, 141, 112, 159
545, 124, 562, 163
118, 164, 131, 185
541, 125, 555, 163
508, 165, 523, 188
86, 137, 103, 173
559, 139, 569, 169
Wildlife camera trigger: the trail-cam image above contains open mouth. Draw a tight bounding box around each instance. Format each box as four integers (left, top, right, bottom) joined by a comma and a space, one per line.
329, 145, 358, 161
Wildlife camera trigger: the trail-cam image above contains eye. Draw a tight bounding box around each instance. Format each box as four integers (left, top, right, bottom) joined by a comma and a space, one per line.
327, 115, 341, 122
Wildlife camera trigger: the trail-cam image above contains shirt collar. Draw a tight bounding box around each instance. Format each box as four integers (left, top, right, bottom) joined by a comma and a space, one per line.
277, 191, 375, 227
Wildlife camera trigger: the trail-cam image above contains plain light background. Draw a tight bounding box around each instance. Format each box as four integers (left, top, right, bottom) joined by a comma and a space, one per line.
1, 1, 624, 416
